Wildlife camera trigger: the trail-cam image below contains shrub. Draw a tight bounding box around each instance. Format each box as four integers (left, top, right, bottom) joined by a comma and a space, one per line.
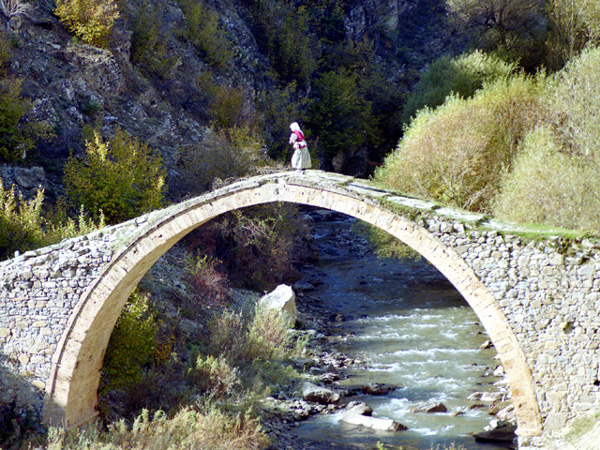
177, 0, 234, 70
54, 0, 119, 46
492, 126, 598, 230
252, 0, 318, 88
101, 290, 159, 391
48, 406, 268, 450
129, 1, 177, 79
493, 47, 600, 232
186, 351, 241, 398
258, 82, 307, 160
64, 129, 165, 224
178, 126, 265, 195
184, 253, 231, 310
402, 51, 517, 123
187, 205, 303, 292
375, 74, 545, 212
544, 46, 600, 157
0, 78, 52, 163
0, 0, 33, 19
206, 309, 249, 363
0, 184, 105, 261
246, 305, 290, 361
0, 182, 44, 260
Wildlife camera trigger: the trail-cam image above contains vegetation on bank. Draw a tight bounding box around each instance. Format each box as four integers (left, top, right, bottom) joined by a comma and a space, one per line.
376, 40, 600, 234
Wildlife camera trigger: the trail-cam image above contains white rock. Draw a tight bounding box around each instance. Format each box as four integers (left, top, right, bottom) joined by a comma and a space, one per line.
258, 284, 297, 327
340, 403, 407, 432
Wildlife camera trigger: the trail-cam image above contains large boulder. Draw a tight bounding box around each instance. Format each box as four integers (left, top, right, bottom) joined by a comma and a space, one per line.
410, 401, 448, 414
340, 402, 407, 432
474, 421, 517, 443
258, 284, 297, 327
301, 382, 340, 404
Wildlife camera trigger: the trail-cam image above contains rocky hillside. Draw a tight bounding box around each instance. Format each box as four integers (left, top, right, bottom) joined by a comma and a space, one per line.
2, 0, 463, 203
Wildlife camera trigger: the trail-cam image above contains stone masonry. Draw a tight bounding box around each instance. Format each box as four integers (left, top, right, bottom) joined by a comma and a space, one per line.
0, 170, 599, 449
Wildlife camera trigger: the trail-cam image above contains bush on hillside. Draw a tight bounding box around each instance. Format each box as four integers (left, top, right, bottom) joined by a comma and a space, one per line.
252, 0, 318, 89
49, 406, 269, 450
375, 74, 544, 212
177, 126, 265, 195
308, 69, 376, 162
493, 47, 600, 232
544, 46, 600, 157
64, 129, 165, 224
492, 127, 598, 230
177, 0, 234, 70
129, 1, 177, 79
0, 183, 105, 261
54, 0, 119, 46
259, 82, 307, 161
402, 51, 516, 123
0, 78, 52, 162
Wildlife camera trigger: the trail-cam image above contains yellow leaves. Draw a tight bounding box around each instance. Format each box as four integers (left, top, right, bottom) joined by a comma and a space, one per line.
64, 129, 165, 224
54, 0, 119, 46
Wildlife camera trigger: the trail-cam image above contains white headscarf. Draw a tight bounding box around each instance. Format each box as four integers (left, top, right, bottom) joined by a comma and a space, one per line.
290, 122, 300, 132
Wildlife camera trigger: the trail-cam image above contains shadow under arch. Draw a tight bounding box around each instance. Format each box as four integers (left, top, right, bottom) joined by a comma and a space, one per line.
42, 171, 542, 439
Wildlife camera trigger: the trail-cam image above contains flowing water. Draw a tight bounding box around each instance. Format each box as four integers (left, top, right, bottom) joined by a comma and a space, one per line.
292, 210, 511, 450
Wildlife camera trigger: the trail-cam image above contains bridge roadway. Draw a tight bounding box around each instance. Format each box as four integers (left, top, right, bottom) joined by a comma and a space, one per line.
1, 170, 599, 449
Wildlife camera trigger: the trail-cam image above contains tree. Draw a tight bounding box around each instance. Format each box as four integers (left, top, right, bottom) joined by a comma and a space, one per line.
545, 0, 600, 69
308, 70, 377, 168
447, 0, 547, 70
64, 130, 165, 224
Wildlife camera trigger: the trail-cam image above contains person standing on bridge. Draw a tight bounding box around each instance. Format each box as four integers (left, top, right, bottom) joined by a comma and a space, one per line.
289, 122, 311, 170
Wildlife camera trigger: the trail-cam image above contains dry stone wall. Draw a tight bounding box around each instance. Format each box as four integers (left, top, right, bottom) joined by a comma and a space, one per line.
0, 219, 140, 419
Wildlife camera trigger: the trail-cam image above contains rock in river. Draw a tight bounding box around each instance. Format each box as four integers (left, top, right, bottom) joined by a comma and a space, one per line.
301, 382, 340, 404
340, 402, 407, 432
409, 401, 448, 414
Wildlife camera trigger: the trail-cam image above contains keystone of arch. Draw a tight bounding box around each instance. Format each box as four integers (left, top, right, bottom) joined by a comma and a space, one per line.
43, 171, 543, 438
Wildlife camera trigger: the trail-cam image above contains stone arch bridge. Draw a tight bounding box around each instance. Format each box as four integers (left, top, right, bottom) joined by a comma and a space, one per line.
1, 170, 599, 449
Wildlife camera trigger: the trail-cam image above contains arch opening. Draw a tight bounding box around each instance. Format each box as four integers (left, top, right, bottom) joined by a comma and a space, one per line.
43, 174, 542, 439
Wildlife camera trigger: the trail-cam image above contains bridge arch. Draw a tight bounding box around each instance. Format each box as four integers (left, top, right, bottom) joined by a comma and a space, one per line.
43, 172, 542, 438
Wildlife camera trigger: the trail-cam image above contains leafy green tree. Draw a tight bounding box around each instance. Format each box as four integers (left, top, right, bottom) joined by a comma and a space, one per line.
54, 0, 119, 46
64, 130, 165, 224
308, 70, 377, 163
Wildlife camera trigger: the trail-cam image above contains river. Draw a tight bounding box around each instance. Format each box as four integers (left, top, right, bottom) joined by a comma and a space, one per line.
290, 209, 512, 450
